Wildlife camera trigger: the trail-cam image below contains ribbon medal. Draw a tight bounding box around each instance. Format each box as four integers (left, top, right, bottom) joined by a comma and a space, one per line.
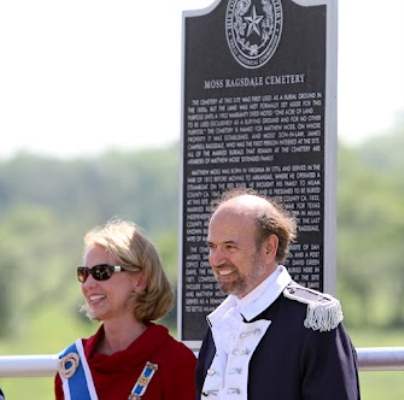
128, 361, 158, 400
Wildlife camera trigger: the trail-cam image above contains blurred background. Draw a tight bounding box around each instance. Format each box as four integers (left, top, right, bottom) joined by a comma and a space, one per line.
1, 0, 404, 398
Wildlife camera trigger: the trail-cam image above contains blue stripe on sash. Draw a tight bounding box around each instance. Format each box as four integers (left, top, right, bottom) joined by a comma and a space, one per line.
59, 342, 94, 400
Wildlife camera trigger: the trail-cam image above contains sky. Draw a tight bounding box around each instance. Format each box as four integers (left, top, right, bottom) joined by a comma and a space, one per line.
0, 0, 403, 158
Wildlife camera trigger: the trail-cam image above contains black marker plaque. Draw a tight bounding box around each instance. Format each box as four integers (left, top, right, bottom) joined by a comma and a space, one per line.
179, 0, 337, 344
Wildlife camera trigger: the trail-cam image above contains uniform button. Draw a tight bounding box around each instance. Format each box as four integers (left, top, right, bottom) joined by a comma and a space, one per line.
227, 387, 241, 394
207, 368, 216, 376
229, 367, 242, 374
232, 348, 250, 356
239, 328, 262, 339
202, 389, 219, 397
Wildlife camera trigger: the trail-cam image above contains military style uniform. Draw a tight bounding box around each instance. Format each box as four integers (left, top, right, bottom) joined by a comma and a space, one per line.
196, 266, 361, 400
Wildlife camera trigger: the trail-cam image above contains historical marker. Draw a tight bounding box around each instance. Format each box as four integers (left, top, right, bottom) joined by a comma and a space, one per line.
179, 0, 337, 345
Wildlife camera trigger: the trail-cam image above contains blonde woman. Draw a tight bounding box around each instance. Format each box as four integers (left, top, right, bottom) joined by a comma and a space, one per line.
55, 220, 195, 400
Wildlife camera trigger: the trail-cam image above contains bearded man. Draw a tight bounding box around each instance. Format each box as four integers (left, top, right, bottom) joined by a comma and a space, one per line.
195, 189, 361, 400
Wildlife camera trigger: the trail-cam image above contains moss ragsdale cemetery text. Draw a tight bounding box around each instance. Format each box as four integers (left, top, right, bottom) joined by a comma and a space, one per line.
203, 73, 305, 89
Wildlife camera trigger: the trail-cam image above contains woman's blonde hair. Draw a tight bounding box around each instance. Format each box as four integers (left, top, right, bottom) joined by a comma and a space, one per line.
83, 219, 174, 322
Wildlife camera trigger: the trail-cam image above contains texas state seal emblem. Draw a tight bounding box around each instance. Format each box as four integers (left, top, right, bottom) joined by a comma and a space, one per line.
225, 0, 283, 69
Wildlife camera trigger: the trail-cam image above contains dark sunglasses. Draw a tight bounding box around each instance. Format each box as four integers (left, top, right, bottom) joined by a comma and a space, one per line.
76, 264, 132, 283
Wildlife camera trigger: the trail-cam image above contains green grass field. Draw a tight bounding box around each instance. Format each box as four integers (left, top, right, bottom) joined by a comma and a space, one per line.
1, 307, 403, 399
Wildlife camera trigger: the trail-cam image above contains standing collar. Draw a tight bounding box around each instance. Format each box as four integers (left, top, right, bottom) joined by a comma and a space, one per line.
236, 265, 291, 321
207, 265, 292, 326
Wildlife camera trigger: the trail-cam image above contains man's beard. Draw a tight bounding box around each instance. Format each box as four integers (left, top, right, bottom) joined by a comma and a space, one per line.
215, 265, 248, 297
213, 254, 266, 297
